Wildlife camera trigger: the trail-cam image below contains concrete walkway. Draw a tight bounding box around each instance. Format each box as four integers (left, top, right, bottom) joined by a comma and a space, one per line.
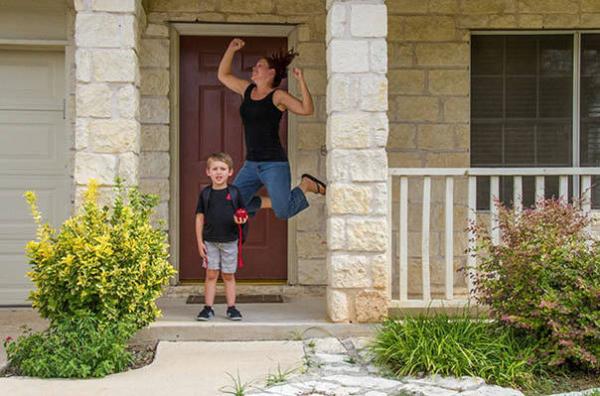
2, 335, 599, 395
0, 340, 304, 396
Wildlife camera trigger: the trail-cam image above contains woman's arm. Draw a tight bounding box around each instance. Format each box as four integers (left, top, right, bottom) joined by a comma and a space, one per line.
274, 68, 314, 115
218, 38, 251, 96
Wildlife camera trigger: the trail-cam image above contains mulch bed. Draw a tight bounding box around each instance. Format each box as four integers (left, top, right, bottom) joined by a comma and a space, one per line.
527, 370, 600, 395
126, 341, 158, 371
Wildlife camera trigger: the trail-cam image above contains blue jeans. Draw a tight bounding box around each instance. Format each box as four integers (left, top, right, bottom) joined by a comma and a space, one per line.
233, 161, 309, 219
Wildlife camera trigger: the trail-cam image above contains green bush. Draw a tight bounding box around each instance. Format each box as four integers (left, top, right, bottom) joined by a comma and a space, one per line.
370, 313, 543, 390
4, 315, 134, 378
24, 179, 176, 329
470, 199, 600, 369
6, 180, 176, 378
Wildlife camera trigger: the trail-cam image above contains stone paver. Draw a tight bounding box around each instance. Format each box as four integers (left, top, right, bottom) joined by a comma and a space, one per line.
248, 337, 598, 396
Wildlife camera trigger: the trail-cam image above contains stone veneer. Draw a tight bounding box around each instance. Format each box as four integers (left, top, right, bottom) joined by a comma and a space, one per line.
73, 0, 145, 205
138, 0, 329, 286
386, 0, 600, 299
326, 0, 389, 323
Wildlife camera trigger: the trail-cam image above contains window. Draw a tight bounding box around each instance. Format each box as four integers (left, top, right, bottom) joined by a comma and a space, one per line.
471, 33, 600, 209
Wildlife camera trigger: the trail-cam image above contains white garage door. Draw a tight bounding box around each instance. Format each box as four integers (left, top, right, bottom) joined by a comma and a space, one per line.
0, 49, 69, 305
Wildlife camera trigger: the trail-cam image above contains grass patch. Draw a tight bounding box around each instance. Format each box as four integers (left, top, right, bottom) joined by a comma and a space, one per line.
370, 312, 544, 390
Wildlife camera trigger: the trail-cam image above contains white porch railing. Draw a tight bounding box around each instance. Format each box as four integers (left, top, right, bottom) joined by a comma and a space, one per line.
387, 167, 600, 309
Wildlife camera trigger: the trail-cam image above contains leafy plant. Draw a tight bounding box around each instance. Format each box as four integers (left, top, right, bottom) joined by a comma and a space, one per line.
4, 315, 134, 378
470, 198, 600, 369
24, 179, 176, 329
370, 312, 544, 390
5, 180, 176, 378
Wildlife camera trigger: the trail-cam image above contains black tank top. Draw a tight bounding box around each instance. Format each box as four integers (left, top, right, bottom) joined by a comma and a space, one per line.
239, 83, 287, 162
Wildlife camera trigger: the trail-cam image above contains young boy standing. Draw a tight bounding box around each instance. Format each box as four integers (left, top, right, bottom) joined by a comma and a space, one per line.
195, 152, 247, 321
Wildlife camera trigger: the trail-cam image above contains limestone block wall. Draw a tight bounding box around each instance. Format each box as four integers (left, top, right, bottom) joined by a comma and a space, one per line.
140, 0, 328, 285
73, 0, 145, 205
326, 0, 389, 323
386, 0, 600, 299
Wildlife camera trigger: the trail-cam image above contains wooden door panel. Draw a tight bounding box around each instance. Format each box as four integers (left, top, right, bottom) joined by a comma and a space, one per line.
179, 36, 288, 281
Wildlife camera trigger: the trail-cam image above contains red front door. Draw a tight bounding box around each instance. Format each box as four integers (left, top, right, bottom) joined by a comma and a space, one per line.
179, 35, 288, 282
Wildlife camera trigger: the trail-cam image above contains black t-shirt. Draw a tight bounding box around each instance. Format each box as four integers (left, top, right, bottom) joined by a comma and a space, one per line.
195, 186, 245, 243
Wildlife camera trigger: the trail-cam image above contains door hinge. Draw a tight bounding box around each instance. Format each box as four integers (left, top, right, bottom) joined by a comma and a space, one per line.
62, 99, 66, 120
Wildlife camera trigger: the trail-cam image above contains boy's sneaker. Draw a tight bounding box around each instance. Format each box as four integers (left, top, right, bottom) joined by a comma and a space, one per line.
196, 305, 214, 321
226, 306, 242, 321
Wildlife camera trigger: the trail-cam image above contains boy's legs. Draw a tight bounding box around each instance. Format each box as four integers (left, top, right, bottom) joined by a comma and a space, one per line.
203, 242, 222, 306
219, 241, 242, 320
204, 269, 220, 306
221, 272, 236, 307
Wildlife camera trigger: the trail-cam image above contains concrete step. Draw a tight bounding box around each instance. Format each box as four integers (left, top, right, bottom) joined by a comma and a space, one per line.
134, 297, 376, 342
135, 321, 377, 342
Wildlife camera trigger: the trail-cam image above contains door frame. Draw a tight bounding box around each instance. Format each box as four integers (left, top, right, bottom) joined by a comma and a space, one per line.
169, 23, 300, 284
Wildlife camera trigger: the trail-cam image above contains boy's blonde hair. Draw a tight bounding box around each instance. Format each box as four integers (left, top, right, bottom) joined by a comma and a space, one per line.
206, 152, 234, 170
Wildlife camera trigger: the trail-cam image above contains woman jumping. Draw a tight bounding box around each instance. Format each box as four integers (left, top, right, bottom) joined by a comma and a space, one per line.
217, 38, 326, 219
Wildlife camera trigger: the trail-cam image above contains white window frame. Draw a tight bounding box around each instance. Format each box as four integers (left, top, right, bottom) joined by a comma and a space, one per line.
470, 30, 600, 199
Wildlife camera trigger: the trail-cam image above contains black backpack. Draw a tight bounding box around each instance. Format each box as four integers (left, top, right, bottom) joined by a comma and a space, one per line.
200, 185, 249, 243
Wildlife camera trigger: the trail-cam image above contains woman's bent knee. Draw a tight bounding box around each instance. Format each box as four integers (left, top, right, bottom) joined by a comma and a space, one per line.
273, 206, 291, 220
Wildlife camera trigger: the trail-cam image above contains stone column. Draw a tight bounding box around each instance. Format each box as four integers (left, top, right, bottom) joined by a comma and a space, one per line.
73, 0, 143, 202
326, 0, 389, 322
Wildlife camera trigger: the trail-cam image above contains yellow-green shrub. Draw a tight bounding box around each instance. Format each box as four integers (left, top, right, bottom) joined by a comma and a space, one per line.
24, 180, 176, 330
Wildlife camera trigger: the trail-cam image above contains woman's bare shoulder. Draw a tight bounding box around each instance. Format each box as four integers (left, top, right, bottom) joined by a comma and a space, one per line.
272, 89, 292, 110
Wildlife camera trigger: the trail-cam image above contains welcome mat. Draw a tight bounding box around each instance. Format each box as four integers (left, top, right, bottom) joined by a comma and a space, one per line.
186, 294, 284, 304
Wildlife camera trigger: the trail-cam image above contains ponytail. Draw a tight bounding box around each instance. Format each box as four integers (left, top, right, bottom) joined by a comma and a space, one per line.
266, 48, 299, 87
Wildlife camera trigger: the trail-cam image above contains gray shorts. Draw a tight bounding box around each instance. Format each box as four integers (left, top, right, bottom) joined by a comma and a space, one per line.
205, 241, 238, 273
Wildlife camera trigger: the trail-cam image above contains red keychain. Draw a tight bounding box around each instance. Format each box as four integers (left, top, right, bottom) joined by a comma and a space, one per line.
234, 208, 248, 268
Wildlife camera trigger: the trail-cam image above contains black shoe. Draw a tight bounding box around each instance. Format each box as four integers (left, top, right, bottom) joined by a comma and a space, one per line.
226, 306, 242, 321
196, 305, 214, 321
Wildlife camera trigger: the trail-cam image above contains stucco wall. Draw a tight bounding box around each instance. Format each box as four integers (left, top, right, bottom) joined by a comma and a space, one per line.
139, 0, 328, 286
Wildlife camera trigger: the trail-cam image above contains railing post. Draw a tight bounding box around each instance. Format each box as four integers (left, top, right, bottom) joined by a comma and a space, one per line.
445, 176, 454, 300
387, 175, 393, 300
467, 176, 477, 297
513, 176, 523, 214
490, 176, 500, 245
559, 176, 569, 204
422, 176, 431, 303
535, 176, 545, 204
582, 175, 592, 234
399, 176, 408, 302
